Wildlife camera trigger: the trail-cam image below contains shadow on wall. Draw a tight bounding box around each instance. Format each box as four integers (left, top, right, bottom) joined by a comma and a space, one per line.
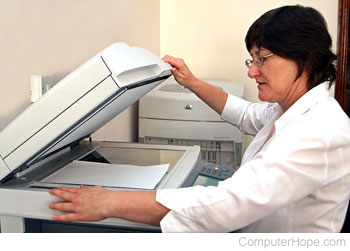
0, 116, 8, 131
0, 116, 7, 131
0, 101, 31, 131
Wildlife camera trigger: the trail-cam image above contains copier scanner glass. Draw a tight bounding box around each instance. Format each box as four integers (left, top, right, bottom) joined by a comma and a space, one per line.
41, 146, 185, 190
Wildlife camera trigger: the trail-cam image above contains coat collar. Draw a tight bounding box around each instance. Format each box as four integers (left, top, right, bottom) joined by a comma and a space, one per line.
274, 82, 331, 132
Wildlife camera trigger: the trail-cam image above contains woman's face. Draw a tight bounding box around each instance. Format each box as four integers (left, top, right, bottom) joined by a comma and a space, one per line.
247, 45, 307, 110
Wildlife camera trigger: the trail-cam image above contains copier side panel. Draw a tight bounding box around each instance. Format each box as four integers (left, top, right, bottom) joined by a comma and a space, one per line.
6, 77, 170, 171
0, 56, 111, 159
4, 77, 119, 172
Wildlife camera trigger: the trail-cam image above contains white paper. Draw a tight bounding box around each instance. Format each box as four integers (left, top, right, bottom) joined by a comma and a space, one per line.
42, 160, 169, 189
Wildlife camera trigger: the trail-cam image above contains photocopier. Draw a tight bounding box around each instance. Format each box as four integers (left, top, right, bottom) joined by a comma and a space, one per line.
0, 43, 235, 233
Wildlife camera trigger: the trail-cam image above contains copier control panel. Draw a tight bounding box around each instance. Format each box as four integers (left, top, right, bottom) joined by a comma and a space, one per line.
182, 160, 235, 188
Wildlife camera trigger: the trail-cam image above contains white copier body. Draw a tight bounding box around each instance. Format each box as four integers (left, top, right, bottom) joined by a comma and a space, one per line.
0, 42, 174, 178
0, 43, 201, 232
139, 78, 244, 169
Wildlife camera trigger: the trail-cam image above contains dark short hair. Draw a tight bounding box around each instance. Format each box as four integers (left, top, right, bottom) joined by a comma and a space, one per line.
245, 5, 337, 90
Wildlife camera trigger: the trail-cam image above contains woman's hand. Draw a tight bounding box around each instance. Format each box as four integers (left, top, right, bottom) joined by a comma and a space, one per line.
49, 185, 112, 222
162, 55, 198, 88
49, 186, 169, 226
163, 55, 228, 115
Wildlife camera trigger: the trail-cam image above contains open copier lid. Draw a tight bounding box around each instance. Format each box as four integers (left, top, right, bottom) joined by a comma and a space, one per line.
0, 42, 172, 181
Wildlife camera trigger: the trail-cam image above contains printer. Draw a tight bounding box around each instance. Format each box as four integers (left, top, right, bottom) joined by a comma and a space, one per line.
139, 78, 244, 169
0, 43, 235, 233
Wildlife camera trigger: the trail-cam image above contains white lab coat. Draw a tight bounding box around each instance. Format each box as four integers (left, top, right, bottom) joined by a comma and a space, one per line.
156, 82, 350, 232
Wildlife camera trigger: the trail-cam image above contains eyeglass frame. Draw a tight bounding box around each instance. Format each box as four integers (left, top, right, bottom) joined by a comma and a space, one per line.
245, 53, 274, 69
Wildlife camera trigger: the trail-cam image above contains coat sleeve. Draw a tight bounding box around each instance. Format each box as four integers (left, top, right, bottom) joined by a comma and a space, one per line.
220, 94, 280, 136
156, 124, 349, 232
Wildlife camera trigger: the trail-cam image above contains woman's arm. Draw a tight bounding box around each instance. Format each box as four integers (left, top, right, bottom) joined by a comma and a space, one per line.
49, 186, 169, 226
162, 55, 228, 115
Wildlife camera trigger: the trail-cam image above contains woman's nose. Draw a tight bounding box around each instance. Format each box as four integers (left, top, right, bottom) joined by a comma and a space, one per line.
247, 64, 261, 79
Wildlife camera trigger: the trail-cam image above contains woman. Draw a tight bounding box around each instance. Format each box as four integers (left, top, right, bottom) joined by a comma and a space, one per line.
49, 5, 350, 232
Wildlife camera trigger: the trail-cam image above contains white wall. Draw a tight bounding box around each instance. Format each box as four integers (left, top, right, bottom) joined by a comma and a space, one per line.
160, 0, 338, 150
0, 0, 160, 142
0, 0, 339, 150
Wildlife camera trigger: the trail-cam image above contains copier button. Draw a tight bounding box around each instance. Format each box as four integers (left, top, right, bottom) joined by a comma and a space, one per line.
220, 167, 229, 172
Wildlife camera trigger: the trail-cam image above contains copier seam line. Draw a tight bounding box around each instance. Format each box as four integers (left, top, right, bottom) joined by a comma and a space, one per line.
0, 155, 10, 171
139, 117, 226, 123
100, 56, 120, 88
30, 181, 153, 191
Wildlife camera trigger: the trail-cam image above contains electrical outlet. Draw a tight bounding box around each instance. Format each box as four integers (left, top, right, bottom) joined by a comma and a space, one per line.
30, 75, 55, 103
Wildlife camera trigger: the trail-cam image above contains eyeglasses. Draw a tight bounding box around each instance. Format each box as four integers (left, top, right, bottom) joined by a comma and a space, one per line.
245, 53, 274, 69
